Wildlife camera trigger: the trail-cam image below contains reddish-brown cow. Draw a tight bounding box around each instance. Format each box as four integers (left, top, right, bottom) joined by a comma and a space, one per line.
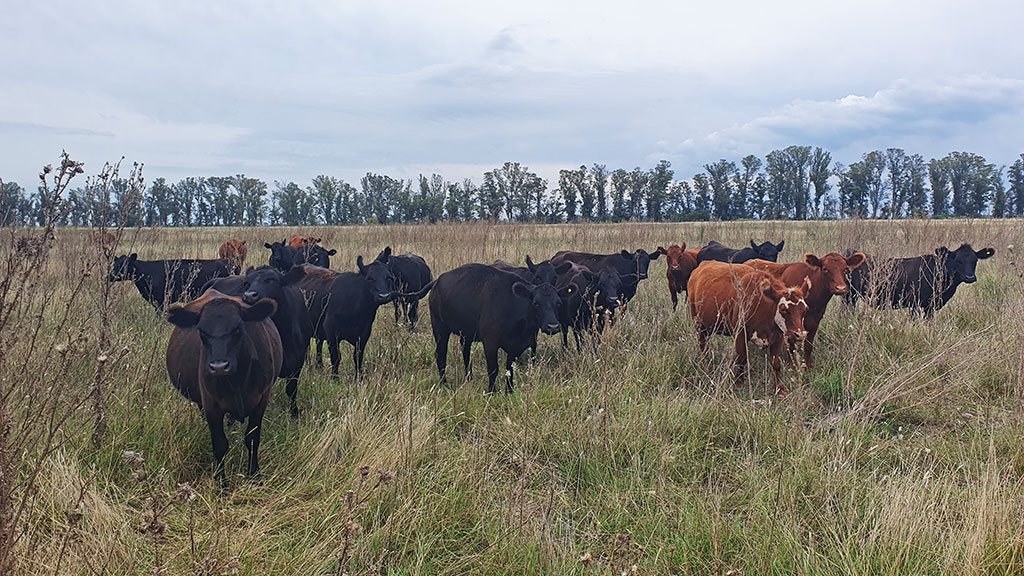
657, 243, 699, 310
747, 252, 865, 370
218, 239, 248, 274
90, 231, 117, 247
288, 236, 322, 249
688, 261, 810, 395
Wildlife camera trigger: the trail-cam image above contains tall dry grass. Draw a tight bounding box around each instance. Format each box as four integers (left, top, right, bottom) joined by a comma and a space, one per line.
1, 207, 1023, 574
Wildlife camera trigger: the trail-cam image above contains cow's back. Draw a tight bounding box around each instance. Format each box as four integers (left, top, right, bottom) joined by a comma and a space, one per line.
430, 264, 523, 341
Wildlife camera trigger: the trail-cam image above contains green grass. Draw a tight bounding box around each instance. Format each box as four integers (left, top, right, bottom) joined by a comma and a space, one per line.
4, 219, 1024, 575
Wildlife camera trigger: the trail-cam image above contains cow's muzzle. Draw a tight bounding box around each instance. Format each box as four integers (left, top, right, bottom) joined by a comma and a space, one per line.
207, 360, 233, 376
541, 323, 561, 335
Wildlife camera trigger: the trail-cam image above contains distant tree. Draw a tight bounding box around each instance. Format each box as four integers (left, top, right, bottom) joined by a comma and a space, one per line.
446, 178, 477, 221
575, 165, 595, 221
626, 167, 647, 220
362, 173, 404, 224
1009, 154, 1024, 216
704, 159, 735, 220
484, 162, 542, 222
837, 162, 868, 218
885, 148, 908, 218
732, 155, 762, 219
145, 177, 175, 226
809, 147, 832, 219
272, 181, 314, 225
416, 174, 447, 223
904, 154, 929, 218
0, 181, 27, 226
928, 158, 951, 217
230, 175, 267, 226
859, 151, 887, 219
610, 169, 629, 222
478, 171, 504, 221
646, 160, 673, 222
337, 180, 362, 224
173, 177, 205, 226
558, 166, 586, 222
310, 175, 340, 224
590, 164, 609, 221
692, 173, 711, 215
991, 167, 1008, 218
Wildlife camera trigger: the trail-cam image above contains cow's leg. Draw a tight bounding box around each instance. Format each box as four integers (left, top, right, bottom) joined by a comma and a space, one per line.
484, 342, 500, 394
315, 337, 325, 368
505, 352, 515, 394
561, 324, 569, 349
733, 331, 749, 386
770, 339, 786, 396
802, 315, 821, 370
205, 410, 229, 488
245, 403, 267, 477
327, 335, 341, 379
393, 300, 401, 325
353, 336, 369, 379
285, 376, 300, 418
433, 323, 450, 386
670, 288, 678, 311
408, 300, 419, 332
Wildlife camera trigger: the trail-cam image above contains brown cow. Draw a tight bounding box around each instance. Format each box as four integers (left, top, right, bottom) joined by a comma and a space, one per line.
688, 261, 811, 395
747, 252, 866, 370
657, 244, 699, 310
90, 231, 117, 247
218, 239, 248, 274
166, 292, 281, 485
288, 236, 322, 249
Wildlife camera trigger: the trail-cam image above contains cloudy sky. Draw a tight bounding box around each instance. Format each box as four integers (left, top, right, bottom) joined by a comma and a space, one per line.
2, 0, 1022, 190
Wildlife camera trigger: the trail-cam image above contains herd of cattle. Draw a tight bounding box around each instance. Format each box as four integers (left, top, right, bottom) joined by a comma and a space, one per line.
104, 233, 996, 483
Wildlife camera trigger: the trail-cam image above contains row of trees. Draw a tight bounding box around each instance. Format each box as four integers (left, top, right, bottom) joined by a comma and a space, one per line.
2, 148, 1023, 227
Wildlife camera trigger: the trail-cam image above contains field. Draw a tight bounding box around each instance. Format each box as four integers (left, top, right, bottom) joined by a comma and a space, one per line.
3, 219, 1024, 575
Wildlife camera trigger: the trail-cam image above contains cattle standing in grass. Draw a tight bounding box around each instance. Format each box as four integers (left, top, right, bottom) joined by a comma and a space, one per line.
109, 254, 230, 310
748, 252, 865, 370
293, 243, 336, 269
658, 244, 699, 310
550, 248, 663, 304
384, 249, 433, 331
843, 244, 995, 318
90, 231, 117, 248
429, 264, 564, 394
688, 261, 810, 395
288, 236, 321, 249
218, 239, 248, 274
493, 255, 573, 287
295, 264, 340, 367
697, 240, 785, 264
202, 266, 311, 417
265, 241, 297, 272
165, 295, 281, 485
555, 263, 622, 349
322, 250, 400, 377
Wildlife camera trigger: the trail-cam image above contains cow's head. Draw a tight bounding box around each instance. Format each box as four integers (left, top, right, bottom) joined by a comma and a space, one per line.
805, 252, 866, 295
512, 281, 562, 335
659, 244, 687, 273
620, 248, 662, 280
264, 241, 295, 271
751, 240, 785, 262
763, 275, 810, 341
109, 253, 138, 282
357, 254, 395, 304
167, 297, 277, 377
296, 244, 336, 269
526, 255, 572, 286
937, 244, 995, 284
594, 268, 623, 310
240, 265, 306, 305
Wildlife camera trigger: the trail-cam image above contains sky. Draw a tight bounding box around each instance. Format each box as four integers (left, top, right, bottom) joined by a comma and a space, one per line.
2, 0, 1023, 192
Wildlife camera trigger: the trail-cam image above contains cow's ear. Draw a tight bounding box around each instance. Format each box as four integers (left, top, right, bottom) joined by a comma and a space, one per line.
511, 282, 535, 299
976, 248, 995, 259
357, 255, 366, 274
800, 276, 812, 295
241, 298, 277, 322
656, 246, 666, 254
264, 242, 273, 249
845, 252, 866, 269
648, 248, 662, 260
129, 253, 137, 262
935, 246, 950, 257
326, 249, 337, 256
750, 240, 758, 250
166, 305, 199, 328
776, 240, 785, 252
240, 240, 247, 247
554, 261, 573, 275
282, 265, 306, 286
679, 242, 686, 252
620, 249, 632, 259
525, 255, 537, 272
804, 253, 822, 268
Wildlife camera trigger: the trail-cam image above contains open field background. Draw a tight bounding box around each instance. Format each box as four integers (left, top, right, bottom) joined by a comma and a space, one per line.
3, 219, 1024, 575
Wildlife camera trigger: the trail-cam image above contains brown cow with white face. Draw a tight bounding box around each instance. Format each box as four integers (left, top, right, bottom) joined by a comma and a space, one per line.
747, 252, 865, 370
657, 243, 699, 310
688, 261, 810, 395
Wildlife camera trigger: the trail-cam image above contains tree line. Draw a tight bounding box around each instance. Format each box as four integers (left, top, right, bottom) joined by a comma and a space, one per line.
2, 147, 1023, 228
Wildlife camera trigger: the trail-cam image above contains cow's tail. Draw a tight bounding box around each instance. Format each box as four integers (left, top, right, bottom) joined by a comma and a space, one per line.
394, 280, 435, 301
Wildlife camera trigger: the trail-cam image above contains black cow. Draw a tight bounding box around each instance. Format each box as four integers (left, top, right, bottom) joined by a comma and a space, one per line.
202, 266, 312, 417
294, 243, 336, 269
383, 248, 433, 331
165, 294, 281, 485
550, 248, 662, 303
109, 253, 230, 310
265, 241, 297, 272
556, 264, 623, 349
493, 255, 573, 286
429, 264, 564, 394
322, 251, 402, 377
843, 244, 995, 317
295, 264, 340, 368
696, 240, 785, 264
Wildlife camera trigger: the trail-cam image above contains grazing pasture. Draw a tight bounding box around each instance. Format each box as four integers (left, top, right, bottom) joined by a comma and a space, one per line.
2, 219, 1023, 575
